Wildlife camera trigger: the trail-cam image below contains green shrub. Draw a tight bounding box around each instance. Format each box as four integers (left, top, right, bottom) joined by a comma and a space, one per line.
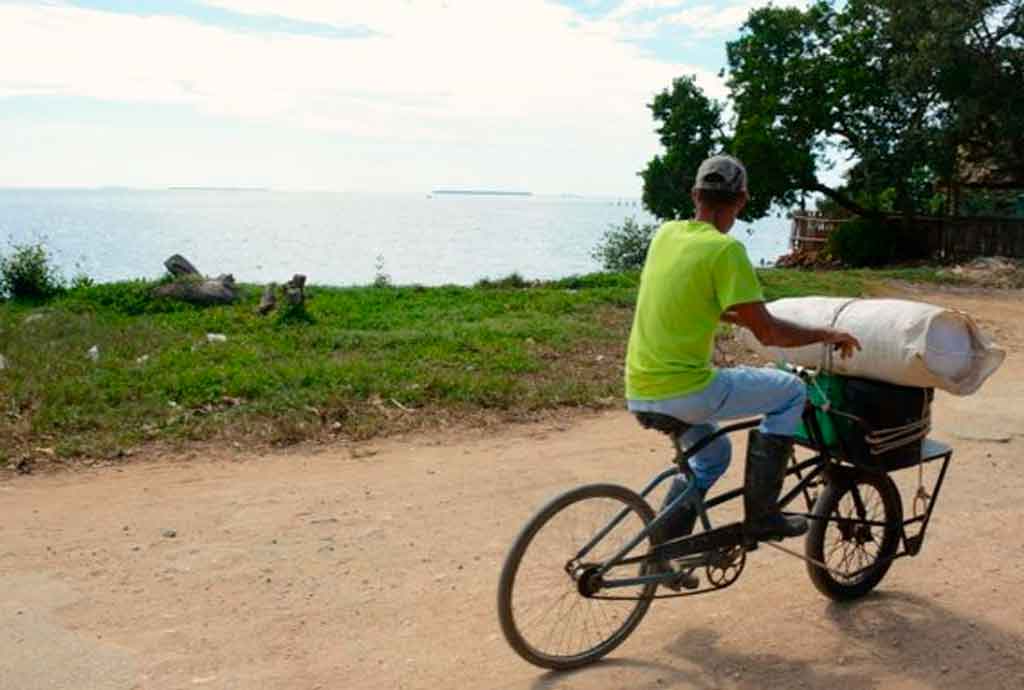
373, 254, 392, 288
548, 272, 640, 289
475, 272, 531, 289
591, 217, 659, 271
826, 218, 927, 267
0, 242, 66, 300
70, 273, 95, 290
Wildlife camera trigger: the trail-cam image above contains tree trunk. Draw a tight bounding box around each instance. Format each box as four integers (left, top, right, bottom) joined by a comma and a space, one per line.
806, 182, 884, 220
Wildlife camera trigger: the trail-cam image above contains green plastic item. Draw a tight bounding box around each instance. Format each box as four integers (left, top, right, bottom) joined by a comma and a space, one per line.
795, 371, 846, 447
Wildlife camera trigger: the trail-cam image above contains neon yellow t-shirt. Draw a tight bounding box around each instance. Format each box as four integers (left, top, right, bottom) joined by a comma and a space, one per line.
625, 220, 764, 400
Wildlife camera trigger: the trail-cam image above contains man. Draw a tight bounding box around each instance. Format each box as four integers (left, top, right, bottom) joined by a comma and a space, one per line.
626, 155, 861, 556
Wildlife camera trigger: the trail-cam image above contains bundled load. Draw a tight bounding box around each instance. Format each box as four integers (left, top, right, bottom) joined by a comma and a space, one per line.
738, 297, 1005, 396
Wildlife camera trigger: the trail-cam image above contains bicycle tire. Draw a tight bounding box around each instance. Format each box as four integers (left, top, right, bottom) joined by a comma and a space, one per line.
805, 471, 903, 601
497, 483, 658, 670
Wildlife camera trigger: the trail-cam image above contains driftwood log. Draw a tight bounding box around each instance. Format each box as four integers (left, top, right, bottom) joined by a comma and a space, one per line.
257, 283, 278, 315
164, 254, 199, 278
255, 274, 309, 316
152, 255, 241, 305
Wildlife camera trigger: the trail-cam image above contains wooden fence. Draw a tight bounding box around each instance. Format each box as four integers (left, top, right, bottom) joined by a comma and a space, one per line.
790, 212, 1024, 260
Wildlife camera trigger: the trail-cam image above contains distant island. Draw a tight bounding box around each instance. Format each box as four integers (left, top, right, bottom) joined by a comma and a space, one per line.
431, 189, 532, 197
167, 186, 271, 192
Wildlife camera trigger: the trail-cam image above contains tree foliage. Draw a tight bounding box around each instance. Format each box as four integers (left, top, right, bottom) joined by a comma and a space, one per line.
639, 76, 727, 221
641, 0, 1024, 221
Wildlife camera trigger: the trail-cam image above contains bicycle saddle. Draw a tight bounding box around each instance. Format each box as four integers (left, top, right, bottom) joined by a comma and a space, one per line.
633, 412, 691, 437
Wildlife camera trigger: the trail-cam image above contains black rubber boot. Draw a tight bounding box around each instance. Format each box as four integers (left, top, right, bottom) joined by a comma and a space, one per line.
743, 430, 808, 541
652, 476, 706, 590
656, 476, 706, 544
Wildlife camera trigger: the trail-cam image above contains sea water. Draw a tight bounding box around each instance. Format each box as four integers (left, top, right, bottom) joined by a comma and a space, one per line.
0, 189, 791, 286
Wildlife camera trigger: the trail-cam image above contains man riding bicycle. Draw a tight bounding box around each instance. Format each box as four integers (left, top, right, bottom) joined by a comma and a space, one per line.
625, 155, 861, 560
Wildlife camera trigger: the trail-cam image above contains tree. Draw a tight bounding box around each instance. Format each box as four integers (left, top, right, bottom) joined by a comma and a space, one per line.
891, 0, 1024, 184
640, 0, 1024, 221
639, 76, 727, 221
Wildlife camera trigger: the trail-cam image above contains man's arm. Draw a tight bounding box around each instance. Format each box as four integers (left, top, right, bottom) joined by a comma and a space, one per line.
728, 301, 862, 359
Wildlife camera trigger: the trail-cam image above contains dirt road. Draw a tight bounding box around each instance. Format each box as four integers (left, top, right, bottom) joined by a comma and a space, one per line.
3, 287, 1023, 690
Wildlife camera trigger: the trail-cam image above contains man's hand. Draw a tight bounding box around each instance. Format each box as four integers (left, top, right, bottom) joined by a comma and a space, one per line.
728, 301, 862, 357
821, 329, 862, 359
720, 309, 741, 325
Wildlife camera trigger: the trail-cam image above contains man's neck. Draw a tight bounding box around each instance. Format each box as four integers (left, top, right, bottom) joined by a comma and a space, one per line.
694, 208, 729, 233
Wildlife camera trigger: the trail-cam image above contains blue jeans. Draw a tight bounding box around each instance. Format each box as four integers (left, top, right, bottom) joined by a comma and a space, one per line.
628, 367, 806, 492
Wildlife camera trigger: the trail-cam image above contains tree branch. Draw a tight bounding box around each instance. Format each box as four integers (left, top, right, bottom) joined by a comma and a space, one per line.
804, 181, 883, 219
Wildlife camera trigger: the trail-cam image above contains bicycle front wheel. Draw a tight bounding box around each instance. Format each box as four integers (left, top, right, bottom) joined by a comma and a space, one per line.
497, 483, 658, 670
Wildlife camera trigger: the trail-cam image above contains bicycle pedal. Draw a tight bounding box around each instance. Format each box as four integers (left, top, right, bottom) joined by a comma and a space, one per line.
665, 568, 700, 592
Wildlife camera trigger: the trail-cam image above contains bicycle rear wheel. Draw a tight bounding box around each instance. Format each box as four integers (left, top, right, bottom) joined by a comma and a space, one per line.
805, 471, 902, 601
497, 483, 658, 670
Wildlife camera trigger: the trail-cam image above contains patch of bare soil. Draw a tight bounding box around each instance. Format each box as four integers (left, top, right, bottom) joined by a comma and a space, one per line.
938, 256, 1024, 289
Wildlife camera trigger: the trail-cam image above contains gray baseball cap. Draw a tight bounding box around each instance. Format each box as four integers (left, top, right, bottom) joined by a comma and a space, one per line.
693, 155, 748, 193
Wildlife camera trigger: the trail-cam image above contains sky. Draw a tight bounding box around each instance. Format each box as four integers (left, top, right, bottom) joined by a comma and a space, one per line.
0, 0, 812, 195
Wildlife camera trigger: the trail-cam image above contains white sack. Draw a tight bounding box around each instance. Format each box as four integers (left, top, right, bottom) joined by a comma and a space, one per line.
737, 297, 1005, 395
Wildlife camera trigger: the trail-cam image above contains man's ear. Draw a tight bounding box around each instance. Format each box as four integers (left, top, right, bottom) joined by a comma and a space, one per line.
691, 189, 700, 206
735, 191, 749, 213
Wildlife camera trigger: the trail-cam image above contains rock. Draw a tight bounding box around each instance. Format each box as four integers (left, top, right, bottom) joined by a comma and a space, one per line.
87, 345, 100, 362
12, 457, 34, 475
205, 333, 227, 343
23, 312, 46, 324
161, 528, 177, 538
135, 354, 150, 365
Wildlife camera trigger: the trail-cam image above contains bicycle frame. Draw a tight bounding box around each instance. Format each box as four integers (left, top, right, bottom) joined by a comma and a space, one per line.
574, 403, 953, 596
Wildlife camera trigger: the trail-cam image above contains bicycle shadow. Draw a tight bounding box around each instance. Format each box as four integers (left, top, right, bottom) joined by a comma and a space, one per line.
529, 657, 707, 690
528, 590, 1023, 690
528, 626, 877, 690
822, 590, 1024, 688
663, 627, 879, 690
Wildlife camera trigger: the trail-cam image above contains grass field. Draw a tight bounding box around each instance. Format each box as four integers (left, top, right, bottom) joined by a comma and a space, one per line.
0, 267, 955, 465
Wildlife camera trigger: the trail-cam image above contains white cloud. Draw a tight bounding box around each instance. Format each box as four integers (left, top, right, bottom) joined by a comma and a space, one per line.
607, 0, 689, 21
0, 1, 733, 192
663, 0, 813, 33
0, 2, 726, 133
607, 0, 813, 36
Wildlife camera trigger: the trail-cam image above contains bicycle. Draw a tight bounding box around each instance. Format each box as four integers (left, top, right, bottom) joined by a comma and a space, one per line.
496, 367, 953, 670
